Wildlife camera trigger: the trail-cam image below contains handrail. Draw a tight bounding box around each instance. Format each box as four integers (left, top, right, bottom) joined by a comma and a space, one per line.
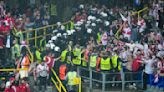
22, 20, 71, 47
0, 68, 28, 72
51, 77, 60, 91
26, 46, 34, 63
27, 33, 52, 40
51, 68, 67, 92
22, 21, 71, 34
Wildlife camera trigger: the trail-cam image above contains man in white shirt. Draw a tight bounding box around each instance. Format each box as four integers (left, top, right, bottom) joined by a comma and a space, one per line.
37, 61, 49, 91
140, 56, 157, 90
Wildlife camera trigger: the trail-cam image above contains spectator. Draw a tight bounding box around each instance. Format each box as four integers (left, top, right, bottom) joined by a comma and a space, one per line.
59, 63, 67, 89
19, 77, 30, 92
36, 61, 49, 91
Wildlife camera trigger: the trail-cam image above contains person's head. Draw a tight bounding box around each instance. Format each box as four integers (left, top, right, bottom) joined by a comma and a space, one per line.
21, 77, 28, 84
41, 61, 45, 66
7, 12, 11, 17
25, 17, 30, 23
21, 46, 27, 56
130, 40, 134, 44
9, 77, 15, 84
138, 17, 143, 21
69, 41, 73, 46
76, 44, 80, 48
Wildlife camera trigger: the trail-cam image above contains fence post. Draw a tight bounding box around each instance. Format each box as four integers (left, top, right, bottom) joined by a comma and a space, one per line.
59, 83, 61, 92
26, 32, 29, 44
102, 72, 106, 92
89, 67, 92, 92
35, 30, 37, 47
141, 71, 144, 89
77, 66, 80, 76
79, 78, 81, 92
121, 70, 125, 91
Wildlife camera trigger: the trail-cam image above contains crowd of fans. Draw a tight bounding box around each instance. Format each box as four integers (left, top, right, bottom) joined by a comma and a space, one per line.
46, 0, 164, 91
0, 0, 164, 92
0, 1, 51, 92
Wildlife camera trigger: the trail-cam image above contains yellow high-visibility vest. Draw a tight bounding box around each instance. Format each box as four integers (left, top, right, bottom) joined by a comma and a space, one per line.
40, 38, 46, 51
35, 50, 41, 63
112, 55, 118, 68
70, 21, 74, 30
73, 48, 81, 65
90, 55, 97, 68
61, 50, 68, 62
97, 32, 101, 43
100, 58, 111, 70
67, 71, 77, 85
112, 55, 122, 71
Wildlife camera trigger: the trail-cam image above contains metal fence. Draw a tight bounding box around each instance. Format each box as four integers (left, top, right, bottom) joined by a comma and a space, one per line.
77, 66, 143, 92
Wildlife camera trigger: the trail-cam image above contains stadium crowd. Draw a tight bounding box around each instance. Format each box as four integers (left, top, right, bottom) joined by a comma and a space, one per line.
0, 0, 164, 92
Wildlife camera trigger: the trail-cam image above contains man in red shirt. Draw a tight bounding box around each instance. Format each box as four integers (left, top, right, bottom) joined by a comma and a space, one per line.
132, 54, 142, 72
4, 82, 13, 92
19, 78, 30, 92
5, 12, 15, 29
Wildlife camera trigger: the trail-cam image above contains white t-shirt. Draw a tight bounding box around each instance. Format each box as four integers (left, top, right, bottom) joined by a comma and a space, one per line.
125, 43, 135, 51
101, 32, 108, 46
37, 64, 49, 77
6, 35, 10, 48
144, 59, 156, 74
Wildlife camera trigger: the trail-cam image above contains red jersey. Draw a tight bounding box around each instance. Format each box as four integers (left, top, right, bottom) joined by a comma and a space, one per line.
0, 38, 4, 48
84, 49, 89, 62
4, 87, 14, 92
0, 25, 10, 33
132, 56, 141, 72
5, 16, 15, 27
44, 56, 54, 69
19, 83, 30, 92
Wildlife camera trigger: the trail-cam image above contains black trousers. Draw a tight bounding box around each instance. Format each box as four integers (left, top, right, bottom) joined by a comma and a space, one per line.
5, 48, 11, 61
39, 76, 47, 91
0, 49, 5, 63
143, 72, 149, 90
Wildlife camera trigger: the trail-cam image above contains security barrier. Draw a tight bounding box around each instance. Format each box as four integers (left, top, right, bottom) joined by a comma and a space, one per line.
115, 7, 148, 39
77, 66, 143, 92
0, 68, 28, 81
22, 21, 71, 48
0, 68, 28, 72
